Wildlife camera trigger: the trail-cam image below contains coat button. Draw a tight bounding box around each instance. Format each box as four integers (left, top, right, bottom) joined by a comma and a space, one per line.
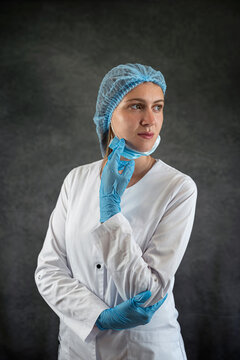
96, 264, 101, 269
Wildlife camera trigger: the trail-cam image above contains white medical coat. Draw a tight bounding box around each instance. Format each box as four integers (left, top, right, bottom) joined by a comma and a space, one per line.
35, 158, 198, 360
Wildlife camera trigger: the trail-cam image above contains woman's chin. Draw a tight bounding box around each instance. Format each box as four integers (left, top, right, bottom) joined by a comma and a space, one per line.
125, 139, 153, 153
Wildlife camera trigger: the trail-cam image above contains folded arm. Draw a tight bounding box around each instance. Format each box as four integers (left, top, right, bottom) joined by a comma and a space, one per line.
91, 178, 198, 307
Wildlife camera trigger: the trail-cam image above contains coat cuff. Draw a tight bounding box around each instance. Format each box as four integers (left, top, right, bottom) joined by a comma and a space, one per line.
84, 324, 102, 343
79, 303, 109, 343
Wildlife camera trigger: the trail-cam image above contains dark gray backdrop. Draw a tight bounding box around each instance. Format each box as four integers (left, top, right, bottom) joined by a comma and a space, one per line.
0, 0, 239, 359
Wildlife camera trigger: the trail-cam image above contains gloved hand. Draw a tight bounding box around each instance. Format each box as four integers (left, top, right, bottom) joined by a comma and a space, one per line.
95, 290, 168, 331
100, 138, 135, 223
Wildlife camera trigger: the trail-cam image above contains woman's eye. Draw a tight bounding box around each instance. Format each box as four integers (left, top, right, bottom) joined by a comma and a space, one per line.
130, 104, 163, 111
131, 104, 142, 110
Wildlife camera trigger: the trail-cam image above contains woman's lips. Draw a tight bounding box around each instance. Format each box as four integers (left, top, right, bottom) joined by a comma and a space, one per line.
138, 133, 154, 139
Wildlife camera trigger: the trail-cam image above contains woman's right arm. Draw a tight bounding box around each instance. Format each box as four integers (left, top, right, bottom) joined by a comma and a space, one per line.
34, 169, 109, 344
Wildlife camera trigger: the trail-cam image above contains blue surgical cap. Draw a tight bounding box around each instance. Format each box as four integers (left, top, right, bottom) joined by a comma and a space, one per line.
93, 63, 167, 157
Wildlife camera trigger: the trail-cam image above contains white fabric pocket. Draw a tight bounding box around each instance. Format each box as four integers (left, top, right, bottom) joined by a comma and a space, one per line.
128, 329, 187, 360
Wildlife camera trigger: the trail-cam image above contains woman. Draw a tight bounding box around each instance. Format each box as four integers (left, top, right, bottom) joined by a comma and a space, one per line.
35, 63, 198, 359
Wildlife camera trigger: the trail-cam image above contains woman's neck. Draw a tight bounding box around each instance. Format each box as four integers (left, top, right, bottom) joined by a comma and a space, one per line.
120, 155, 156, 179
101, 155, 156, 180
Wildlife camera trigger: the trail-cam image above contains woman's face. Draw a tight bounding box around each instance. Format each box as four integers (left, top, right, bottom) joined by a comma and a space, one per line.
111, 82, 165, 152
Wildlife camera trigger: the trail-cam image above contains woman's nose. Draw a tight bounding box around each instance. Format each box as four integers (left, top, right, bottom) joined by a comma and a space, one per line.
141, 107, 156, 125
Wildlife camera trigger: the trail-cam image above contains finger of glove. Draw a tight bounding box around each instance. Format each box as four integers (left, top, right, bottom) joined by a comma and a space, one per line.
109, 136, 122, 151
99, 306, 134, 330
108, 137, 128, 171
132, 290, 152, 305
108, 137, 125, 154
116, 298, 145, 318
110, 140, 125, 172
115, 304, 149, 328
107, 136, 124, 162
121, 160, 135, 181
118, 160, 128, 171
96, 308, 114, 330
107, 150, 116, 162
109, 305, 140, 329
111, 298, 150, 328
106, 139, 125, 172
108, 153, 127, 171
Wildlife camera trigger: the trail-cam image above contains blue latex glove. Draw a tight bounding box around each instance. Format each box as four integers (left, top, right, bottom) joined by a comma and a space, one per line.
100, 138, 135, 223
96, 290, 168, 331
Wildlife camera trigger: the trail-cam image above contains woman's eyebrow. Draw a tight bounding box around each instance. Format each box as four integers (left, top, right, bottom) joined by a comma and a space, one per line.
126, 98, 164, 103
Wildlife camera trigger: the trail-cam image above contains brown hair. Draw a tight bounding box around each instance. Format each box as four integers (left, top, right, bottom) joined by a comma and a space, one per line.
99, 125, 115, 178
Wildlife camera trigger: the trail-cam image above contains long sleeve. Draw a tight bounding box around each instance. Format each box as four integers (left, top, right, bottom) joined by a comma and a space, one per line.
91, 178, 198, 307
34, 169, 109, 343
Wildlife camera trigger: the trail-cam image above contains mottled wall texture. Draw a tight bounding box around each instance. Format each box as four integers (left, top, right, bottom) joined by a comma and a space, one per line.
0, 0, 239, 359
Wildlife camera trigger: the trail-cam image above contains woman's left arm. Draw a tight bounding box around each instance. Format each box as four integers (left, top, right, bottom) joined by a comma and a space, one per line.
91, 178, 198, 307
